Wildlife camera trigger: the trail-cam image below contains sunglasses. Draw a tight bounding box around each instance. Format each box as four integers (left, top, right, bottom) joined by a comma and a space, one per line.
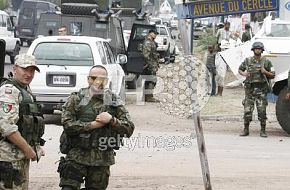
88, 76, 108, 82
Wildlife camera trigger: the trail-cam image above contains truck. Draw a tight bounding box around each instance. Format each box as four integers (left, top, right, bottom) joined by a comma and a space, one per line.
35, 0, 157, 90
17, 0, 60, 46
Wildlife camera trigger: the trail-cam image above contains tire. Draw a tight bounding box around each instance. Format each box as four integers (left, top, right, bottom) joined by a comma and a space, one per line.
61, 3, 98, 15
27, 40, 32, 47
275, 87, 290, 134
61, 0, 96, 4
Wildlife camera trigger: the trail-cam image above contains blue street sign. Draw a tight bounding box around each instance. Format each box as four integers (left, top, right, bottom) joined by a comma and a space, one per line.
176, 0, 279, 19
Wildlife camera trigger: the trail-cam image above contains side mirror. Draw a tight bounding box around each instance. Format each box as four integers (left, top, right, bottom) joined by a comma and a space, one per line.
116, 54, 127, 64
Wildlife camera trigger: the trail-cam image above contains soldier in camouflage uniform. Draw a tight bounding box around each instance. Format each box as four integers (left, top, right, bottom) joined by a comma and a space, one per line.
58, 65, 134, 190
0, 54, 45, 190
142, 29, 160, 102
238, 42, 275, 137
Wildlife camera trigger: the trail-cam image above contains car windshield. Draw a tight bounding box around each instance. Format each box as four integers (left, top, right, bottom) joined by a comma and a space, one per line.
267, 23, 290, 37
157, 27, 167, 35
33, 42, 94, 66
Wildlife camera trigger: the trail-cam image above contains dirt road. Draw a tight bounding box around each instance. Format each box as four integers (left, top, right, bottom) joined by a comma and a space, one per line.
29, 86, 290, 189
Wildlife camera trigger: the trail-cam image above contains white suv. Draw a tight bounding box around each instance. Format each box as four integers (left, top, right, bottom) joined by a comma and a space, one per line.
155, 24, 176, 63
26, 35, 126, 114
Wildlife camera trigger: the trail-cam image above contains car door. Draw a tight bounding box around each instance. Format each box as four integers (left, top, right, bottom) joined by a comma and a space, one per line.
98, 41, 125, 95
125, 23, 156, 74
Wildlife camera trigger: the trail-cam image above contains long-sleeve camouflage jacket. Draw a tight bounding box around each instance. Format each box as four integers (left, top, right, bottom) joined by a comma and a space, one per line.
142, 37, 159, 73
61, 87, 134, 166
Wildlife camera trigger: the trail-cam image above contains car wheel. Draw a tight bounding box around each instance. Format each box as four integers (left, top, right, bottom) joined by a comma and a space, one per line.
27, 40, 32, 47
61, 0, 96, 4
276, 87, 290, 134
61, 3, 98, 15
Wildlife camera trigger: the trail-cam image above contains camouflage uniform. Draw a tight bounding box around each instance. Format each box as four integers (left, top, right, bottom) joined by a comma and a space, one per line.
239, 56, 274, 135
59, 88, 134, 190
142, 36, 159, 99
0, 79, 44, 190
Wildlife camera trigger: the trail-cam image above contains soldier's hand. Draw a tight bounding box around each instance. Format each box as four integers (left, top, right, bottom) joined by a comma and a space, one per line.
23, 146, 37, 160
90, 121, 105, 129
285, 92, 290, 100
96, 112, 112, 124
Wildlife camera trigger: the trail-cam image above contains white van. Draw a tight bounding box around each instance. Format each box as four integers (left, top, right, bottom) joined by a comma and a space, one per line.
0, 10, 20, 64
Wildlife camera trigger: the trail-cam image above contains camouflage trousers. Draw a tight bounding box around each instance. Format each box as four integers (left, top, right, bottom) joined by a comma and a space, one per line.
0, 159, 30, 190
243, 83, 268, 123
58, 158, 110, 190
143, 67, 158, 96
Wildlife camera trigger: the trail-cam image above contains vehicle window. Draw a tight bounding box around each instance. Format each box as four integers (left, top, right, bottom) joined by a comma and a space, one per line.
268, 23, 290, 37
96, 41, 107, 65
33, 42, 94, 66
133, 28, 150, 40
21, 8, 33, 19
103, 42, 115, 64
36, 2, 49, 20
157, 27, 167, 35
70, 22, 82, 35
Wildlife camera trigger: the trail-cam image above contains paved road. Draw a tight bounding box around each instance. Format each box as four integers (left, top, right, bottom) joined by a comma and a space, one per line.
29, 103, 290, 190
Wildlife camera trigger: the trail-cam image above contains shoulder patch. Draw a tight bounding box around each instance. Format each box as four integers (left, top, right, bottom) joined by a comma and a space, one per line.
0, 101, 14, 113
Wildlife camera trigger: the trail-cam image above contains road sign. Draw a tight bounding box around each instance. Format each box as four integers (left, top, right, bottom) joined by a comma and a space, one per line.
176, 0, 279, 19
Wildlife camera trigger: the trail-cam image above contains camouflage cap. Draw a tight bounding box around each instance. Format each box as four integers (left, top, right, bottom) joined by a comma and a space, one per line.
15, 54, 40, 72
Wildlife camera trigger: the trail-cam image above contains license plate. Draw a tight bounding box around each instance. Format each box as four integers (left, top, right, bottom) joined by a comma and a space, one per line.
52, 76, 70, 85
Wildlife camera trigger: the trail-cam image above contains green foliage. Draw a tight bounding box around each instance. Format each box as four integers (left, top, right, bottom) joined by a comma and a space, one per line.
0, 0, 8, 10
193, 29, 217, 59
196, 29, 217, 50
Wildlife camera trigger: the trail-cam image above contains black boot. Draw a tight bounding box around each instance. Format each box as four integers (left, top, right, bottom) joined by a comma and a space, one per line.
240, 123, 249, 136
260, 125, 268, 138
